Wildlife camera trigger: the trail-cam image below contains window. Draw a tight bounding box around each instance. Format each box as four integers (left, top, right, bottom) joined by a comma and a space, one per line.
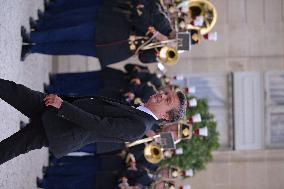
265, 71, 284, 148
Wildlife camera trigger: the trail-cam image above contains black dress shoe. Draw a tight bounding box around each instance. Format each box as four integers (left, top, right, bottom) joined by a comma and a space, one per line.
21, 26, 27, 36
37, 9, 44, 19
36, 177, 43, 188
29, 17, 38, 31
21, 26, 31, 44
20, 45, 32, 61
19, 120, 27, 130
42, 166, 48, 175
44, 0, 50, 10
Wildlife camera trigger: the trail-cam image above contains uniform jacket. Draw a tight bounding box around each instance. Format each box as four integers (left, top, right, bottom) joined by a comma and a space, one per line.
130, 0, 173, 36
95, 6, 133, 67
95, 0, 173, 66
124, 63, 150, 73
129, 71, 162, 88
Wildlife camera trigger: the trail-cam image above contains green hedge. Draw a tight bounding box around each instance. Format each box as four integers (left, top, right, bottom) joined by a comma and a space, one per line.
161, 97, 220, 172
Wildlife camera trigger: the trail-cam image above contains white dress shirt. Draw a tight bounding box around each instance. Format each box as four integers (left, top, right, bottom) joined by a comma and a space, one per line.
136, 105, 158, 120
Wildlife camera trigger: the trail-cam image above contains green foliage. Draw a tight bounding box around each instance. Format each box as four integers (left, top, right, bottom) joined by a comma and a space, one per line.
160, 97, 220, 172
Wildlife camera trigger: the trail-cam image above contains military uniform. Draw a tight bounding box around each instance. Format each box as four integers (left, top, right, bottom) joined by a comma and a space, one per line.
24, 0, 174, 66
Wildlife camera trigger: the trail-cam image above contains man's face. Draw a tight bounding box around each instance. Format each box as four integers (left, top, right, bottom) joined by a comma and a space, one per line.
146, 89, 180, 121
154, 181, 174, 189
157, 167, 170, 178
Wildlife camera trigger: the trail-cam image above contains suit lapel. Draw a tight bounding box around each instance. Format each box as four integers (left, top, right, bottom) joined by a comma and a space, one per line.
81, 96, 157, 125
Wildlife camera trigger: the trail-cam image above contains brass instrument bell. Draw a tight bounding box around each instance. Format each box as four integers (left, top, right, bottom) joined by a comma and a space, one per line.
126, 135, 164, 164
188, 0, 218, 35
175, 0, 217, 35
158, 46, 178, 65
144, 143, 164, 164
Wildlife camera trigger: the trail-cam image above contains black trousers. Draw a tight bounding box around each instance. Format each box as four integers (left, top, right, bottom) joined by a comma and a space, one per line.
0, 78, 49, 165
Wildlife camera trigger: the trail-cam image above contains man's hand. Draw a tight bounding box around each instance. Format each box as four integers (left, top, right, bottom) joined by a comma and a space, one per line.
130, 78, 141, 85
121, 176, 128, 184
44, 94, 63, 109
124, 92, 135, 101
128, 161, 137, 171
154, 31, 168, 42
157, 167, 170, 178
145, 130, 156, 137
136, 4, 144, 16
132, 65, 142, 72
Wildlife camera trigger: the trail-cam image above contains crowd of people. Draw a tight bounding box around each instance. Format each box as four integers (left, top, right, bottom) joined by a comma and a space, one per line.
0, 0, 210, 188
21, 0, 176, 65
35, 61, 192, 188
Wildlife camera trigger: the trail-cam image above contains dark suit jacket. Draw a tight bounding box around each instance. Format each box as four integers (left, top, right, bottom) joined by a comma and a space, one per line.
41, 96, 156, 158
96, 142, 125, 154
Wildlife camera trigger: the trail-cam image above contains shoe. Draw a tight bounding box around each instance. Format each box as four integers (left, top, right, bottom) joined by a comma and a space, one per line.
20, 44, 32, 62
42, 166, 48, 175
44, 0, 50, 10
21, 26, 27, 37
36, 177, 43, 188
29, 17, 38, 31
43, 83, 49, 93
21, 26, 31, 44
37, 9, 44, 19
19, 120, 27, 130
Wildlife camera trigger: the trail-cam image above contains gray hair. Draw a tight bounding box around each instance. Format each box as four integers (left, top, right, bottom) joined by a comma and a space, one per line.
167, 90, 187, 122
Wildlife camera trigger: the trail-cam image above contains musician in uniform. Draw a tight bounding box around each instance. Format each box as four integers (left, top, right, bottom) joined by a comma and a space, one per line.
21, 0, 176, 68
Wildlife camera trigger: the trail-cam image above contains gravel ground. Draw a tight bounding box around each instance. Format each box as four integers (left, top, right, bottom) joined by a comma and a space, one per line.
0, 0, 51, 188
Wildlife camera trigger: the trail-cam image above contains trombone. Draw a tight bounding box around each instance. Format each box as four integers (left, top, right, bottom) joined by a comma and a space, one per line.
125, 134, 164, 164
126, 122, 187, 164
130, 32, 179, 66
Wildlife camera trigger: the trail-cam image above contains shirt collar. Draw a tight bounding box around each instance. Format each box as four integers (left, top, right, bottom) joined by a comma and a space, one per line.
136, 105, 159, 120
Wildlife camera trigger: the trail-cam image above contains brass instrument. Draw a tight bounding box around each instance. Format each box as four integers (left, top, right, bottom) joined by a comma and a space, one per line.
144, 143, 163, 164
126, 135, 164, 164
131, 33, 179, 66
161, 0, 218, 35
161, 121, 193, 145
158, 46, 178, 65
188, 0, 217, 35
126, 135, 160, 148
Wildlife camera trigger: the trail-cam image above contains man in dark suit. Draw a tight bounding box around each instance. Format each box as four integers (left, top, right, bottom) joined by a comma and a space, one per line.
0, 78, 186, 165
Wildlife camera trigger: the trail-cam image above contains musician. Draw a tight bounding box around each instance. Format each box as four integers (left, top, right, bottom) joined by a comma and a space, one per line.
21, 0, 176, 68
30, 5, 102, 32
